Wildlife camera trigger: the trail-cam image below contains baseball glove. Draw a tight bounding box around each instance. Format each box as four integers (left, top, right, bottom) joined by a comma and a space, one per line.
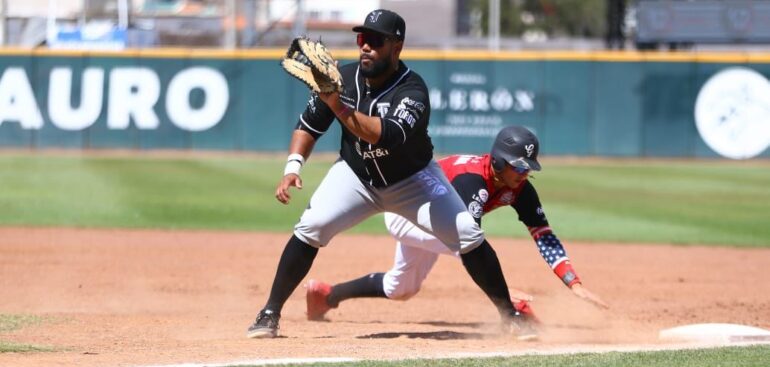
281, 37, 343, 94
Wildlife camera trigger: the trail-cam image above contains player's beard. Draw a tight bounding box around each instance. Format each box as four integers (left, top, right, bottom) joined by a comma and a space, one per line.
360, 56, 391, 78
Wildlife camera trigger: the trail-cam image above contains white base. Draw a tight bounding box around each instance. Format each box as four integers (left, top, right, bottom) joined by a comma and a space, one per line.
659, 323, 770, 344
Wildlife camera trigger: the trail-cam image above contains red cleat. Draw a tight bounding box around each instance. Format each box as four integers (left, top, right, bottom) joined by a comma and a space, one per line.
305, 279, 333, 321
513, 299, 540, 324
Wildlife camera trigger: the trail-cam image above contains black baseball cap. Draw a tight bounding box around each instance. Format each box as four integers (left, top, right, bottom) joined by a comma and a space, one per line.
352, 9, 406, 41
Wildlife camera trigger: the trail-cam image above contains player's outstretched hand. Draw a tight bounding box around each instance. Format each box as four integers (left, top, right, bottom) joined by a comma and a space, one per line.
571, 283, 609, 309
275, 173, 303, 204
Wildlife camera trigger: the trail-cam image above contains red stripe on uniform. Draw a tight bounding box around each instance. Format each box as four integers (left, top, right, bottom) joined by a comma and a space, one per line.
529, 226, 552, 240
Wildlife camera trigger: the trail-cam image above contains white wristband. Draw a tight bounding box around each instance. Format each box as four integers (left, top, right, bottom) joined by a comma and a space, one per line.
284, 154, 304, 176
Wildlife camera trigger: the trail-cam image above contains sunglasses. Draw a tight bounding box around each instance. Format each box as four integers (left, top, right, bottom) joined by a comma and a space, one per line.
356, 33, 389, 48
513, 166, 530, 174
510, 163, 530, 175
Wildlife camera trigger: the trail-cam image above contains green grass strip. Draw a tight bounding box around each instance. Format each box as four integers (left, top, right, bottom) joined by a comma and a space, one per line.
0, 314, 54, 353
1, 155, 768, 247
235, 344, 770, 367
0, 341, 54, 353
0, 314, 45, 333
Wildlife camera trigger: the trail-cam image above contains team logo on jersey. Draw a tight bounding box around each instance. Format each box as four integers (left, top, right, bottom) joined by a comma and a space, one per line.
307, 93, 318, 113
477, 189, 489, 203
468, 200, 484, 218
354, 141, 362, 156
431, 184, 448, 197
525, 144, 535, 157
417, 171, 448, 198
397, 97, 426, 113
369, 11, 383, 23
393, 97, 423, 127
376, 102, 390, 118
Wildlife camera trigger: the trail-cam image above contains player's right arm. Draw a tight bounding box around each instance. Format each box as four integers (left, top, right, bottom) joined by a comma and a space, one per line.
275, 130, 316, 204
513, 182, 609, 309
276, 93, 335, 204
317, 78, 428, 147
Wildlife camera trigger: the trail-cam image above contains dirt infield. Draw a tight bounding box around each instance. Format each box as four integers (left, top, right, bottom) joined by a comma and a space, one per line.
1, 227, 768, 367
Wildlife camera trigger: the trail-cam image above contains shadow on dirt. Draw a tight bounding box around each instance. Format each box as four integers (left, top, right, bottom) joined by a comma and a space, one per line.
410, 321, 484, 328
356, 330, 487, 340
335, 320, 485, 328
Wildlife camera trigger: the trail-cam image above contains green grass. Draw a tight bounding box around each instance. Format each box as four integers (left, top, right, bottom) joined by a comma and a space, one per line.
0, 314, 54, 353
1, 154, 768, 247
232, 345, 770, 366
0, 314, 45, 333
483, 160, 770, 246
0, 342, 54, 353
0, 154, 386, 233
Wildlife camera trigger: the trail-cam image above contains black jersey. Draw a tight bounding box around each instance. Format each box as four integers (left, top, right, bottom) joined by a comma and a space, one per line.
296, 61, 433, 188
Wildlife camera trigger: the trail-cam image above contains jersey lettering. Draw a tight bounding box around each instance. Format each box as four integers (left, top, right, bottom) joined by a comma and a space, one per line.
361, 148, 391, 159
394, 108, 416, 127
452, 154, 482, 166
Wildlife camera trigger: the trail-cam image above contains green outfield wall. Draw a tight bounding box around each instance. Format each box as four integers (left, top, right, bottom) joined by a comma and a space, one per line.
1, 48, 768, 159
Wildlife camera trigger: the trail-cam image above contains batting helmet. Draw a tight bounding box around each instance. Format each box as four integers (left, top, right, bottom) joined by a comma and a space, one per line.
490, 125, 542, 172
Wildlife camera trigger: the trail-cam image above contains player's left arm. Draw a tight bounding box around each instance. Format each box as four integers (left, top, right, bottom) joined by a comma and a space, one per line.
513, 181, 609, 309
375, 88, 428, 149
450, 173, 488, 226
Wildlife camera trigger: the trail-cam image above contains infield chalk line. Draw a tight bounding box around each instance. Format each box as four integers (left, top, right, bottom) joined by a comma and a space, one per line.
137, 341, 770, 367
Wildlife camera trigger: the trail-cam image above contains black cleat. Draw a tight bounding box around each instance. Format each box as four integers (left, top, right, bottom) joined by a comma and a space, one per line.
246, 309, 280, 338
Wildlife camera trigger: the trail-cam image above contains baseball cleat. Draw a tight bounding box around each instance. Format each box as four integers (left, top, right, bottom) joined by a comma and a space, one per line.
506, 310, 539, 341
246, 309, 280, 338
305, 279, 333, 321
513, 299, 540, 324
